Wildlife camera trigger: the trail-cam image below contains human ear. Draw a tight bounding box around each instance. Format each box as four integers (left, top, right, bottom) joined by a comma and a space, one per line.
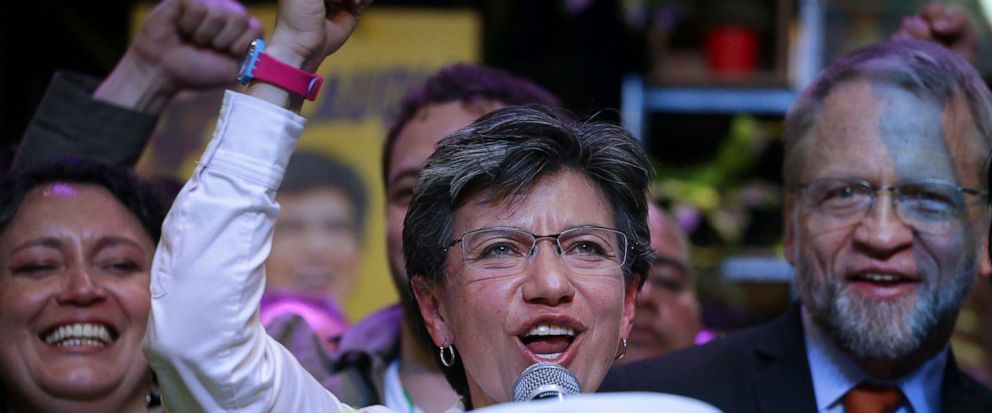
619, 280, 638, 338
783, 194, 798, 266
411, 275, 454, 346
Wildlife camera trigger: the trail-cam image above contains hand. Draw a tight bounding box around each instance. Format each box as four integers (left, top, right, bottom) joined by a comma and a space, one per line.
95, 0, 263, 112
266, 0, 374, 73
892, 2, 977, 65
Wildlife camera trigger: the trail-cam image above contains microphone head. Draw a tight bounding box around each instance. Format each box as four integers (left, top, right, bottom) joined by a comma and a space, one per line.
511, 362, 581, 402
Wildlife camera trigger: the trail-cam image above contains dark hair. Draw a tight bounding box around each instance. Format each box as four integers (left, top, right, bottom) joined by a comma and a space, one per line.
381, 63, 563, 185
402, 105, 652, 404
783, 39, 992, 188
0, 157, 168, 243
281, 151, 368, 235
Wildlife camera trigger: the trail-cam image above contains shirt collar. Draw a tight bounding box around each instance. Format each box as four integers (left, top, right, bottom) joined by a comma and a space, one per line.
801, 305, 947, 413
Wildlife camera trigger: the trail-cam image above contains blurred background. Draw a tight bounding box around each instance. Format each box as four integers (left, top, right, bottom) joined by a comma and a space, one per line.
4, 0, 992, 384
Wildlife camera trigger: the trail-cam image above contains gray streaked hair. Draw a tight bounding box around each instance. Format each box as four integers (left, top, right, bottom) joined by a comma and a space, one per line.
783, 39, 992, 187
402, 104, 652, 403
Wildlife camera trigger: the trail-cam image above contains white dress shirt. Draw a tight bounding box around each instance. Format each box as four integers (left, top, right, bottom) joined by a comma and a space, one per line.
142, 91, 392, 413
802, 307, 946, 413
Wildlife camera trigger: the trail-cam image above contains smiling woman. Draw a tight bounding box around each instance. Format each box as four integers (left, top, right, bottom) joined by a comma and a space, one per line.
0, 159, 167, 413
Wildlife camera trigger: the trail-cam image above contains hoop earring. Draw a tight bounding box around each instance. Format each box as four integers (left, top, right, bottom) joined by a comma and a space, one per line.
439, 341, 457, 367
614, 338, 628, 360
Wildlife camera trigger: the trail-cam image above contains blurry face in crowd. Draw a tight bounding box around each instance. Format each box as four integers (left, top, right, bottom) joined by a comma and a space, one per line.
0, 184, 154, 411
414, 169, 638, 407
624, 203, 700, 364
385, 100, 503, 290
269, 187, 362, 302
785, 79, 991, 376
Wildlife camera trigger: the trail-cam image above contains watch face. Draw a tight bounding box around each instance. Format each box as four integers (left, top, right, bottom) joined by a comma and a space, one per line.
238, 39, 262, 84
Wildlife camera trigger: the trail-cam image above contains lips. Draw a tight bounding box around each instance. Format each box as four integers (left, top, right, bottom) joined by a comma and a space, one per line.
41, 322, 117, 348
515, 317, 585, 363
845, 270, 920, 300
521, 324, 576, 359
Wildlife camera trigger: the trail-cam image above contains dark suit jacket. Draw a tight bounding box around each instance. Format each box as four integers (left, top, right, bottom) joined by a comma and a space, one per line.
599, 304, 992, 412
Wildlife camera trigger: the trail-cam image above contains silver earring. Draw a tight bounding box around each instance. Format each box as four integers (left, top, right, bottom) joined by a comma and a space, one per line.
614, 338, 628, 360
439, 341, 457, 367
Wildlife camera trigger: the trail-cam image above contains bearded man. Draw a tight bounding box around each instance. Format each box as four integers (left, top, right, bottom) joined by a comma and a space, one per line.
600, 39, 992, 413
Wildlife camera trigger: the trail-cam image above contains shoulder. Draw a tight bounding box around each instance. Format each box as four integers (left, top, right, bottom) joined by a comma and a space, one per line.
942, 362, 992, 412
603, 317, 788, 391
599, 307, 808, 411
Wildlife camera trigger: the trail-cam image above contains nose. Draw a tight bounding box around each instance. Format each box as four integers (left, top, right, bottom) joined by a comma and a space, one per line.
521, 239, 575, 306
852, 191, 914, 257
55, 266, 108, 306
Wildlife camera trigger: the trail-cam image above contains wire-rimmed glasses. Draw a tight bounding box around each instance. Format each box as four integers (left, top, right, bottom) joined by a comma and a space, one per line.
795, 177, 988, 235
445, 225, 629, 278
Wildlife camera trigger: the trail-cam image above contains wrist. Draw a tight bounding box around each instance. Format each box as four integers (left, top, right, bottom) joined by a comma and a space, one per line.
94, 53, 176, 114
239, 38, 323, 110
267, 32, 323, 74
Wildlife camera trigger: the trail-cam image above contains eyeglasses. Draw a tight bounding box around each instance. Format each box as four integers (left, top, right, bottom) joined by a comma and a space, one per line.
445, 226, 629, 277
796, 177, 988, 235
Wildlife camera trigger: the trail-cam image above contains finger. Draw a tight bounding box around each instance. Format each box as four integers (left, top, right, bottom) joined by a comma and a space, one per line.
211, 13, 248, 52
148, 0, 183, 27
193, 8, 228, 46
892, 16, 932, 41
932, 9, 970, 37
921, 2, 948, 21
177, 0, 208, 37
230, 17, 263, 56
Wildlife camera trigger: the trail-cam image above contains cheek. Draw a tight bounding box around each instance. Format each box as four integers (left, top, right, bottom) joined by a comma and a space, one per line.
0, 280, 52, 328
583, 280, 628, 329
444, 280, 514, 344
797, 228, 849, 273
103, 276, 152, 326
386, 205, 407, 246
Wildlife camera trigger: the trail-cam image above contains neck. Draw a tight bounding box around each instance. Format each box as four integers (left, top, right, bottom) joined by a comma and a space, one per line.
398, 322, 459, 413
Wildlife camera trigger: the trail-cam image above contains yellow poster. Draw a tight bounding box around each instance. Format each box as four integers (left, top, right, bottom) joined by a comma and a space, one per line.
135, 5, 480, 321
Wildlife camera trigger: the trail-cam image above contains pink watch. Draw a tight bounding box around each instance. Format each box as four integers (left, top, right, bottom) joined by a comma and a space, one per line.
238, 39, 324, 101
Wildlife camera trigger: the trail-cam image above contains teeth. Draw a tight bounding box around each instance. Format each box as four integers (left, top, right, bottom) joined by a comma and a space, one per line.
536, 353, 561, 360
525, 324, 576, 338
44, 323, 113, 347
860, 273, 900, 282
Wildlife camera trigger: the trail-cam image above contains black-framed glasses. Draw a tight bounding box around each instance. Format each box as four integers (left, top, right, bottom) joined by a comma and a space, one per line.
796, 177, 988, 235
445, 225, 629, 277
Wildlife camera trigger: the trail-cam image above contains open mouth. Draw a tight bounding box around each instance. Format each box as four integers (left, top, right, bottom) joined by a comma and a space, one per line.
846, 273, 919, 286
519, 324, 576, 360
41, 323, 117, 348
845, 272, 920, 299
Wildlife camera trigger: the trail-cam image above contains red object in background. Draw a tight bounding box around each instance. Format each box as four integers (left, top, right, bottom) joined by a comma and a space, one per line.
704, 25, 759, 74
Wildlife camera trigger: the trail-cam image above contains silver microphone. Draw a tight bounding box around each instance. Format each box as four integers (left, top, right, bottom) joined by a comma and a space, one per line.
511, 362, 581, 402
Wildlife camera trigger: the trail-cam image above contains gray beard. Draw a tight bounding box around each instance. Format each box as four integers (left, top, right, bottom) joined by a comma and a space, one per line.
799, 268, 971, 361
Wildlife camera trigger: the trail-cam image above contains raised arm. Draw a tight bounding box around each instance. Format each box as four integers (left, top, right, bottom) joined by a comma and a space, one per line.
142, 0, 380, 412
13, 0, 262, 170
891, 2, 977, 65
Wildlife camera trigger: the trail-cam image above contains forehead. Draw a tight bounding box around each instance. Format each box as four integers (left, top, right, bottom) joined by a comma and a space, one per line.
799, 79, 983, 185
453, 170, 615, 234
1, 183, 149, 246
647, 204, 688, 264
388, 101, 501, 184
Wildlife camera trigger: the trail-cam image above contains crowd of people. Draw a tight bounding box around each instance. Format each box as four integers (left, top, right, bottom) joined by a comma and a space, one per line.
1, 0, 991, 412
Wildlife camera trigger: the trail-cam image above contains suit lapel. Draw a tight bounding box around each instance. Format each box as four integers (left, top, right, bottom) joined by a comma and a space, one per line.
748, 304, 819, 412
940, 352, 992, 413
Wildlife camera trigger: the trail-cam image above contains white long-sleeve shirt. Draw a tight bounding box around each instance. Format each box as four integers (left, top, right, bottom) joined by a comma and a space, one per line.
141, 91, 390, 413
139, 90, 719, 413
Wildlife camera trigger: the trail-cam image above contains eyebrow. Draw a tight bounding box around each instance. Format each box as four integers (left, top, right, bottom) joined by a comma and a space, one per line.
12, 236, 149, 255
93, 236, 151, 252
11, 238, 63, 254
387, 168, 421, 189
651, 255, 690, 277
